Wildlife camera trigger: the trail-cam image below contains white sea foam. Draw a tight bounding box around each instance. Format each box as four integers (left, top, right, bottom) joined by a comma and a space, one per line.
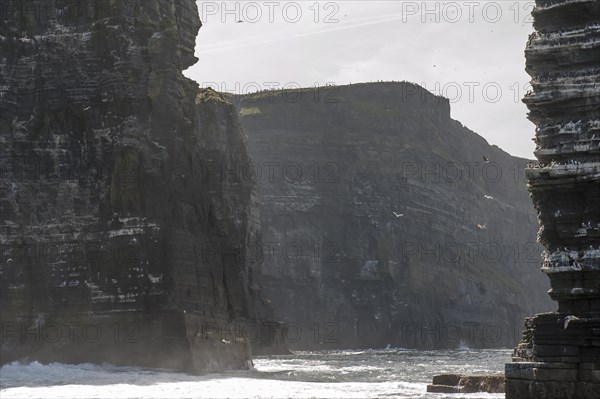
0, 350, 509, 398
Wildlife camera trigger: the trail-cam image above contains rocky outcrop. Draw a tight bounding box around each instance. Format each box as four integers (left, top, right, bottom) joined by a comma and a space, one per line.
505, 0, 600, 397
0, 1, 263, 371
427, 374, 505, 393
233, 82, 553, 350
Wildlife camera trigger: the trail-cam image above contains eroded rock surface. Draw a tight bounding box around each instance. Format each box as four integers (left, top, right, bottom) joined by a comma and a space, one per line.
0, 1, 263, 371
506, 0, 600, 397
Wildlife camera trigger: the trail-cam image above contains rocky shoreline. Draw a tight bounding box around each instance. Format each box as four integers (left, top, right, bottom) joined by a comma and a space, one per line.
427, 374, 505, 394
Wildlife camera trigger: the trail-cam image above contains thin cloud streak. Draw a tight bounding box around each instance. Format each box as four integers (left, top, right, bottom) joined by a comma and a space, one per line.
195, 13, 413, 55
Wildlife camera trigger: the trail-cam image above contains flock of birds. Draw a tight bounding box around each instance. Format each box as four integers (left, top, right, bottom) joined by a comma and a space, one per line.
388, 156, 598, 236
391, 155, 497, 230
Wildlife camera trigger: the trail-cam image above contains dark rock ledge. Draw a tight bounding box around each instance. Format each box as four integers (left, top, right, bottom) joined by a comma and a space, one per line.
427, 374, 505, 393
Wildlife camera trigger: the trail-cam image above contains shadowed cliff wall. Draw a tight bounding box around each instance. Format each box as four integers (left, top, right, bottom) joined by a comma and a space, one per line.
233, 82, 554, 349
0, 0, 265, 370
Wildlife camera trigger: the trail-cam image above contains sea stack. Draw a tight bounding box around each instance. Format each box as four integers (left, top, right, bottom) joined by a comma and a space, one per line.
505, 0, 600, 397
0, 1, 266, 371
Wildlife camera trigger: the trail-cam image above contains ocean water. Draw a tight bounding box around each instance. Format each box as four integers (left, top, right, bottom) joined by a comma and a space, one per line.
0, 348, 510, 398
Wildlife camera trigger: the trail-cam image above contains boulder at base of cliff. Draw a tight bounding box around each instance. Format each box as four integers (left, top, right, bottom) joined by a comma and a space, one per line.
427, 374, 505, 393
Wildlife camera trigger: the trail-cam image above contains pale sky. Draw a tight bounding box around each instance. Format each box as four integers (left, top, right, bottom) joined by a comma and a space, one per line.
185, 1, 537, 159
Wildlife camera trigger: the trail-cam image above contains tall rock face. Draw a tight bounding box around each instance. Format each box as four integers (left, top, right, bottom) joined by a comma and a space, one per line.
506, 0, 600, 397
0, 1, 261, 371
233, 82, 554, 350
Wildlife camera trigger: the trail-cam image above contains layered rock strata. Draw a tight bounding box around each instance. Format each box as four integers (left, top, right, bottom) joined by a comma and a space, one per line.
0, 1, 264, 371
233, 82, 553, 350
505, 0, 600, 397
